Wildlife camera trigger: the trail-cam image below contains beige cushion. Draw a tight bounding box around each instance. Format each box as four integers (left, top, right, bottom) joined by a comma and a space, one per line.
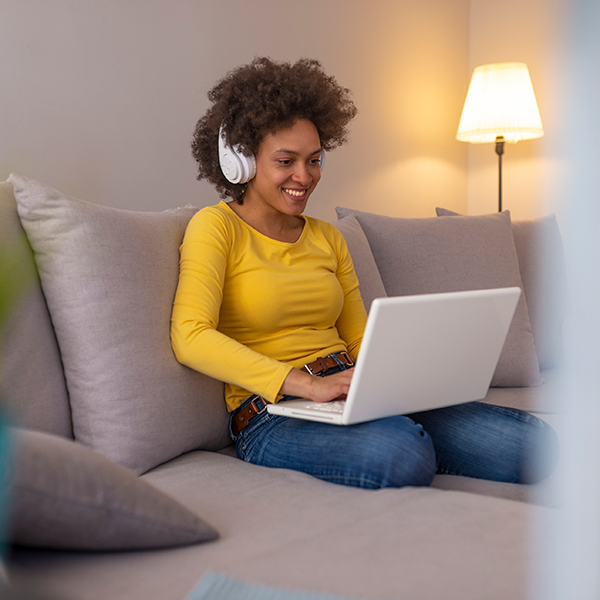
10, 174, 230, 474
333, 214, 387, 312
336, 206, 541, 387
436, 208, 567, 370
7, 428, 218, 550
0, 181, 72, 437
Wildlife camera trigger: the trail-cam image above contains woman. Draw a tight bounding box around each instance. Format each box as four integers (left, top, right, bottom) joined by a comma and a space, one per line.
171, 57, 557, 489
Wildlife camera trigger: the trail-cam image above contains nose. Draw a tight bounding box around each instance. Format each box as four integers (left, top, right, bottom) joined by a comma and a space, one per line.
291, 162, 316, 186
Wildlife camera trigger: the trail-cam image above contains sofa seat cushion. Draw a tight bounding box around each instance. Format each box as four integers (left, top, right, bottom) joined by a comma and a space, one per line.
10, 174, 230, 474
6, 429, 218, 551
336, 207, 541, 387
9, 450, 550, 600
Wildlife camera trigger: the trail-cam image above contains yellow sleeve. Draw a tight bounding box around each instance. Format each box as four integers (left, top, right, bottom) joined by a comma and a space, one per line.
170, 208, 293, 403
332, 228, 368, 361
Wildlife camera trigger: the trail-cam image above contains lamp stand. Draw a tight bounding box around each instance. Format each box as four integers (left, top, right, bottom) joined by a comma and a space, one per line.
495, 135, 505, 212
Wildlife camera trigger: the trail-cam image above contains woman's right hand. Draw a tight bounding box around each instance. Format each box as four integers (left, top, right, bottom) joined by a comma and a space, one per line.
279, 367, 354, 403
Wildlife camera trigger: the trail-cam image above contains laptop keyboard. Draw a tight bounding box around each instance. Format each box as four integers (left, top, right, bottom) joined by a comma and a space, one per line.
304, 400, 346, 414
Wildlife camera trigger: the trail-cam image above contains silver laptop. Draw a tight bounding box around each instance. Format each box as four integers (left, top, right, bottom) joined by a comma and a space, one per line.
267, 287, 520, 425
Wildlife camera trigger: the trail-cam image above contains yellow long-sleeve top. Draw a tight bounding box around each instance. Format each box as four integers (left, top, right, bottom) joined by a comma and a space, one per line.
170, 201, 368, 412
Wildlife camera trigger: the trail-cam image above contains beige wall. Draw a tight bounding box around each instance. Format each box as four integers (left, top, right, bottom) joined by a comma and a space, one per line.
0, 0, 469, 221
467, 0, 571, 219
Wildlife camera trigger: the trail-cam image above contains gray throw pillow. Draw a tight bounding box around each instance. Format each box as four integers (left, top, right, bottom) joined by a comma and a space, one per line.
6, 428, 218, 550
333, 215, 387, 312
336, 206, 541, 387
10, 174, 231, 474
436, 208, 567, 370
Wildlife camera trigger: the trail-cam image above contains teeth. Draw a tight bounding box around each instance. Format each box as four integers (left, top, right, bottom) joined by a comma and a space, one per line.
284, 188, 305, 197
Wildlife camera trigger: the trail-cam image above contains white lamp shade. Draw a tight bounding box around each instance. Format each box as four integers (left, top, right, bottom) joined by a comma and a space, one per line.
456, 62, 544, 144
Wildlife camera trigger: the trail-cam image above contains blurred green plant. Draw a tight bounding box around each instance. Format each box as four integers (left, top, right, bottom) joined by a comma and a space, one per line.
1, 248, 25, 332
1, 226, 33, 567
0, 230, 33, 334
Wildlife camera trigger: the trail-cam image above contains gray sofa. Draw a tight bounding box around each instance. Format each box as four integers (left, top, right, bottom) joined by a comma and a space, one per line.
0, 174, 567, 600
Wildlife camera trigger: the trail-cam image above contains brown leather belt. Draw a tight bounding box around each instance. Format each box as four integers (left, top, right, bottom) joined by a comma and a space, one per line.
231, 396, 270, 437
230, 351, 355, 437
301, 351, 354, 375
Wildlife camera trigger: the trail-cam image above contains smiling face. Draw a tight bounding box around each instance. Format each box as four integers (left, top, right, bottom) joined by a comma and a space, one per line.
242, 119, 323, 218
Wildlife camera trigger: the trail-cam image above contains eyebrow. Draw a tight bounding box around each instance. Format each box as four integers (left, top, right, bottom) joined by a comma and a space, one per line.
274, 147, 322, 156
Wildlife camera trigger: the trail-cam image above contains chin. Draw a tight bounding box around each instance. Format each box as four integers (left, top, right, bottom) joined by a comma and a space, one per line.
288, 202, 308, 215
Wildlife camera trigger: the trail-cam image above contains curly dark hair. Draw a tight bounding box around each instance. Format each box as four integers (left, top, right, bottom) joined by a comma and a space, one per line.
191, 57, 358, 203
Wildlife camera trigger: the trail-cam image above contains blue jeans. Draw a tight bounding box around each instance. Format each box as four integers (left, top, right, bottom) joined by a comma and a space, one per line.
230, 361, 559, 490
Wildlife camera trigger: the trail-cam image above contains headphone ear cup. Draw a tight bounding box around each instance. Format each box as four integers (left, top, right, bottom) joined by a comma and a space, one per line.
319, 150, 326, 172
218, 126, 256, 184
241, 153, 257, 182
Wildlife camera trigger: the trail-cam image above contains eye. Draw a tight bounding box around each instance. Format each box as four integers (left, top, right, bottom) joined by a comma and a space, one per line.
278, 159, 293, 166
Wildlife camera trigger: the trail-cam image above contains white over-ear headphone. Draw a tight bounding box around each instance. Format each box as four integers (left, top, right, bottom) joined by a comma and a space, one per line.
218, 124, 325, 184
218, 125, 256, 184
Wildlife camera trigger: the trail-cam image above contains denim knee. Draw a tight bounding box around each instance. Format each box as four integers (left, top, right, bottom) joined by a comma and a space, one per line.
351, 417, 436, 489
468, 406, 560, 484
516, 414, 560, 484
410, 402, 560, 483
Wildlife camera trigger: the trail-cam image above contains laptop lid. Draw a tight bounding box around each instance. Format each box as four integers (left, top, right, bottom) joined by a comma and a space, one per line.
339, 287, 521, 424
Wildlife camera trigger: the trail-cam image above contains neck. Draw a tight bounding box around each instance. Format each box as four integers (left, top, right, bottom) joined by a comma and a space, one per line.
227, 200, 304, 243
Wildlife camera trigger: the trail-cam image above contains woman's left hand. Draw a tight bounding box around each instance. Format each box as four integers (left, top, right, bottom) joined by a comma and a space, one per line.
278, 367, 354, 403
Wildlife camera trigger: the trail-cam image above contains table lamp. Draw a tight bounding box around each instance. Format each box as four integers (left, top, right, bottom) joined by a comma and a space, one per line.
456, 62, 544, 212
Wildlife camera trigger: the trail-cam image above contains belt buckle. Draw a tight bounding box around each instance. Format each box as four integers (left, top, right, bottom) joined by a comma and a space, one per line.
252, 397, 269, 414
339, 351, 354, 367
